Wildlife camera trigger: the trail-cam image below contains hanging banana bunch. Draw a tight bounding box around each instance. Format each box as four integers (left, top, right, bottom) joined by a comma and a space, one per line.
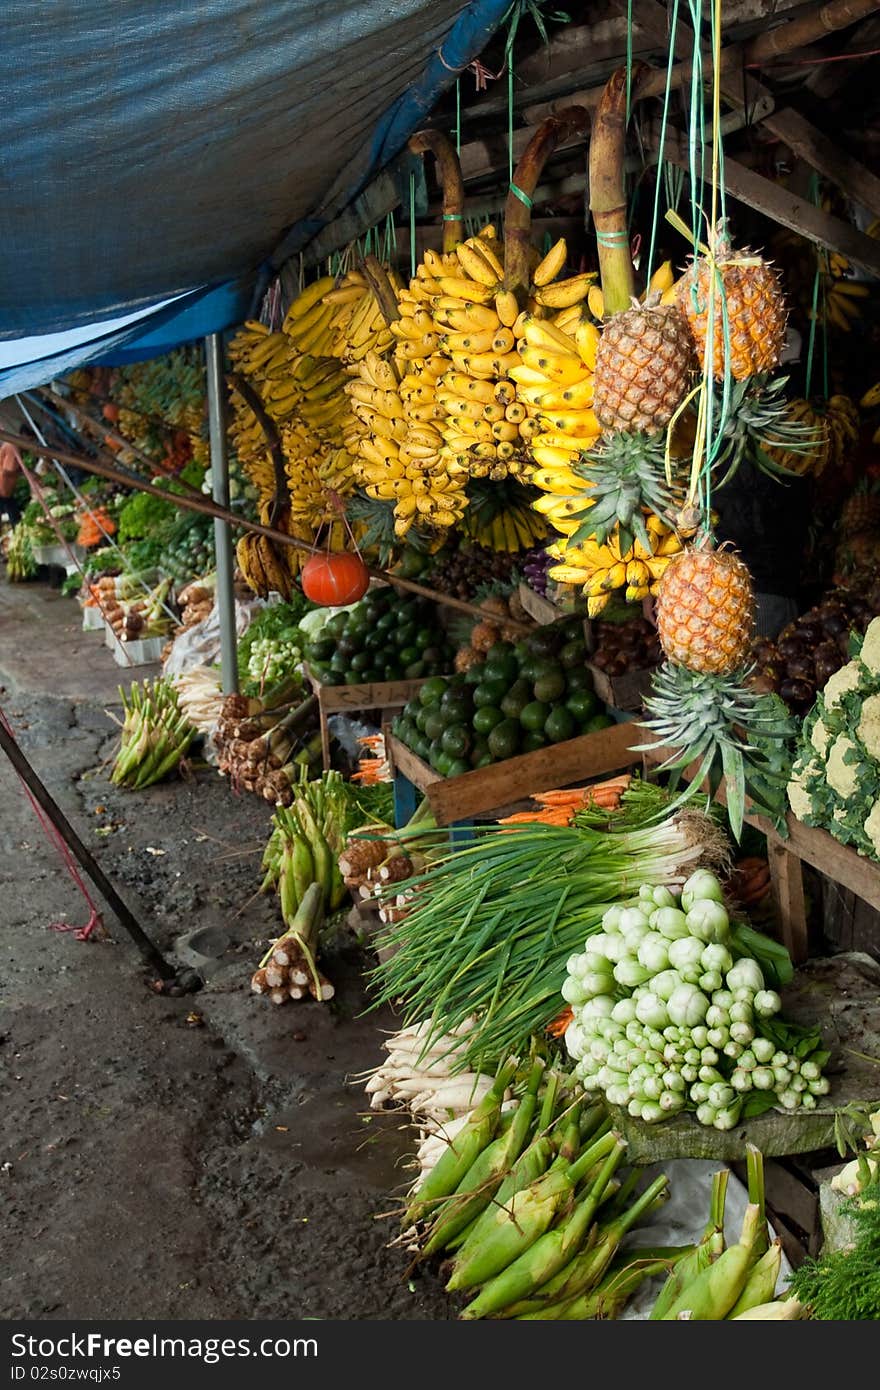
547, 513, 685, 616
344, 135, 473, 540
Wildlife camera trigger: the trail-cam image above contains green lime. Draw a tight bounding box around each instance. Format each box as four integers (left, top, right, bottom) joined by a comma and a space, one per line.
564, 667, 594, 693
584, 713, 614, 732
350, 650, 371, 673
544, 705, 576, 743
534, 669, 566, 703
412, 735, 431, 760
463, 661, 486, 685
487, 718, 521, 761
486, 640, 515, 665
344, 671, 363, 686
445, 757, 472, 778
414, 628, 435, 650
399, 645, 421, 666
522, 730, 547, 753
520, 700, 551, 732
501, 679, 533, 720
473, 705, 504, 736
434, 749, 454, 777
404, 660, 427, 679
473, 678, 508, 709
560, 639, 588, 669
419, 676, 448, 706
566, 689, 600, 721
483, 654, 519, 684
423, 710, 445, 742
472, 751, 495, 770
395, 717, 417, 745
441, 724, 472, 759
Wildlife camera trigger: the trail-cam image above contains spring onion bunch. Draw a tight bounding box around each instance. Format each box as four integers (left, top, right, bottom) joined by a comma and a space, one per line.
369, 788, 730, 1074
564, 869, 830, 1130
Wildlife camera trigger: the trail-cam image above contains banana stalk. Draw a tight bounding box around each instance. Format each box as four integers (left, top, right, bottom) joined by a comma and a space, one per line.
503, 107, 590, 295
589, 64, 649, 315
408, 130, 465, 254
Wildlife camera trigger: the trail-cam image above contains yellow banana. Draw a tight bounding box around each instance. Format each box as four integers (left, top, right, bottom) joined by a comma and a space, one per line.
587, 285, 605, 320
518, 347, 589, 385
534, 273, 595, 309
648, 261, 675, 295
283, 275, 336, 325
532, 238, 568, 288
521, 314, 582, 357
494, 289, 520, 327
453, 244, 500, 288
538, 408, 601, 438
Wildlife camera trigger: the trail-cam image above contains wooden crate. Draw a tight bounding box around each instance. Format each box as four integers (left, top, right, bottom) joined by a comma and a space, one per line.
639, 727, 880, 964
385, 719, 641, 827
586, 660, 657, 713
303, 664, 443, 772
517, 582, 565, 627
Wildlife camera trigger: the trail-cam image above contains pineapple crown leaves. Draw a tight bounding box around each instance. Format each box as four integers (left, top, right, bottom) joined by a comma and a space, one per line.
709, 374, 825, 489
633, 662, 798, 838
569, 431, 679, 554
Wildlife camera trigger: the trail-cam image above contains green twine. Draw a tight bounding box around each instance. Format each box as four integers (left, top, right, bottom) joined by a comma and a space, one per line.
455, 79, 461, 155
596, 228, 629, 247
646, 0, 681, 284
804, 175, 829, 403
409, 171, 417, 280
509, 183, 533, 209
626, 0, 633, 123
508, 61, 515, 184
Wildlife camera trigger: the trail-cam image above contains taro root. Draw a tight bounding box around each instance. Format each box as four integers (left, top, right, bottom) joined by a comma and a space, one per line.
779, 677, 814, 708
785, 654, 815, 684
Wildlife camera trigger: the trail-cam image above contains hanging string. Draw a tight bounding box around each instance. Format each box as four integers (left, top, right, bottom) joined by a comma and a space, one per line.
409, 171, 417, 280
455, 78, 461, 154
625, 0, 633, 123
646, 0, 681, 284
508, 59, 515, 185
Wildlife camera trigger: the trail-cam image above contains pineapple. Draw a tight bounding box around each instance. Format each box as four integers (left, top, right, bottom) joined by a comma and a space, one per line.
655, 545, 755, 675
677, 229, 787, 381
569, 431, 681, 554
840, 487, 880, 538
593, 297, 695, 433
711, 376, 826, 484
470, 620, 501, 653
763, 398, 831, 477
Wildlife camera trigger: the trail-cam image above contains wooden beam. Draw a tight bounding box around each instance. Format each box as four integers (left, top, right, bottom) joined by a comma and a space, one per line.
522, 0, 880, 123
760, 106, 880, 221
662, 136, 880, 272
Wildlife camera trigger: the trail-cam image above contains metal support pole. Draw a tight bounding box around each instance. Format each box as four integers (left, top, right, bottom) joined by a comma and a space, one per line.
205, 333, 239, 695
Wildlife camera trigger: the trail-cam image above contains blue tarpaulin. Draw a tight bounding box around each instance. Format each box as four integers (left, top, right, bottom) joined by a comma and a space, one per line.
0, 0, 509, 394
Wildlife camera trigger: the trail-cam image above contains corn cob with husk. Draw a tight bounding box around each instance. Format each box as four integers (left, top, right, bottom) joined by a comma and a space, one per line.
110, 678, 197, 789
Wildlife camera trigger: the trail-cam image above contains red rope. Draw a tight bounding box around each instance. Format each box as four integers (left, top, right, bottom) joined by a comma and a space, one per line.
0, 703, 104, 941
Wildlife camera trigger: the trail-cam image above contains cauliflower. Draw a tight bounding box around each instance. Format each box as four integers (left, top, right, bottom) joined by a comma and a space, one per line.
823, 660, 863, 709
859, 617, 880, 676
810, 716, 832, 758
864, 801, 880, 858
826, 735, 860, 799
856, 692, 880, 758
787, 759, 820, 821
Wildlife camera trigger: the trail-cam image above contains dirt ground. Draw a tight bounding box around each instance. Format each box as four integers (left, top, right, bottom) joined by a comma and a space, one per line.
0, 578, 453, 1321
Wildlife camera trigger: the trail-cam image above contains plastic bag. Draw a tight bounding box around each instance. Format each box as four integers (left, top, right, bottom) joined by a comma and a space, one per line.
162, 596, 265, 678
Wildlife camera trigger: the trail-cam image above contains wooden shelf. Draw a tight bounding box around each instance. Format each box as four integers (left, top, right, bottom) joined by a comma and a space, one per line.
304, 665, 442, 772
386, 719, 641, 828
639, 728, 880, 964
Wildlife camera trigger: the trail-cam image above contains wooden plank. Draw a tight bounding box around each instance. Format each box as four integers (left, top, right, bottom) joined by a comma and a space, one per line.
640, 730, 880, 914
662, 143, 880, 275
385, 733, 441, 793
387, 720, 641, 825
304, 666, 433, 715
768, 838, 810, 964
517, 582, 564, 627
759, 106, 880, 222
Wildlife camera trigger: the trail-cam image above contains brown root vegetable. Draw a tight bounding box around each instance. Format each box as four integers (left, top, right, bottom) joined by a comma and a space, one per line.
779, 677, 814, 708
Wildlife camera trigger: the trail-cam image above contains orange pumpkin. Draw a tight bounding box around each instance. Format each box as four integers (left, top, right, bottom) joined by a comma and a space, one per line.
301, 552, 369, 607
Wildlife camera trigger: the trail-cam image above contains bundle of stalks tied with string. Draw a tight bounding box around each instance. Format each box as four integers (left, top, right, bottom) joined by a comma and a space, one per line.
339, 793, 438, 922
251, 882, 333, 1005
213, 685, 321, 803
111, 678, 197, 789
